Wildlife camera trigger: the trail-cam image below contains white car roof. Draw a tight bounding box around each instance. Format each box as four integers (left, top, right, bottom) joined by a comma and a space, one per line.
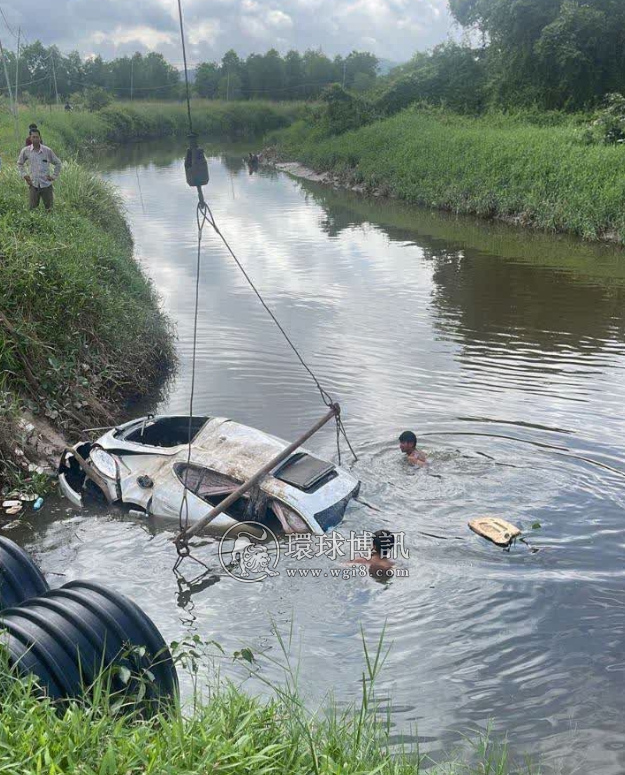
192, 418, 289, 480
186, 417, 357, 518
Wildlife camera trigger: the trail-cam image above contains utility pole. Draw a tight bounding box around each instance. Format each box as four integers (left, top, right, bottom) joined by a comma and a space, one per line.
130, 56, 134, 101
0, 36, 18, 141
226, 68, 230, 101
342, 60, 346, 88
51, 50, 60, 107
14, 28, 20, 111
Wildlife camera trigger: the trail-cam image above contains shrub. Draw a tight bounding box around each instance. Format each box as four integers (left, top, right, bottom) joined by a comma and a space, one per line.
315, 84, 377, 136
85, 86, 112, 112
586, 93, 625, 145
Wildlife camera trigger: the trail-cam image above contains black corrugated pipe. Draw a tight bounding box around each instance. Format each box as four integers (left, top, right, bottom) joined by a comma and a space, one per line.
0, 537, 49, 609
0, 580, 178, 706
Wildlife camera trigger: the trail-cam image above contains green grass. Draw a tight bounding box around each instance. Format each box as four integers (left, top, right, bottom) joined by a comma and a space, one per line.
0, 157, 175, 484
21, 100, 305, 148
275, 106, 625, 243
0, 631, 527, 775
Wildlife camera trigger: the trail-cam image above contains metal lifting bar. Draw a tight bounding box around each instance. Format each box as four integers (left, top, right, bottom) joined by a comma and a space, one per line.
175, 404, 340, 545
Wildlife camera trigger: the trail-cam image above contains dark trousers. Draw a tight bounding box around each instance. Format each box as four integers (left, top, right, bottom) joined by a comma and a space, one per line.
29, 185, 54, 211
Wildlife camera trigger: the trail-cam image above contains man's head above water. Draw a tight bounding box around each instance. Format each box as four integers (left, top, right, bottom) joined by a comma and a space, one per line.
399, 430, 417, 454
372, 529, 395, 558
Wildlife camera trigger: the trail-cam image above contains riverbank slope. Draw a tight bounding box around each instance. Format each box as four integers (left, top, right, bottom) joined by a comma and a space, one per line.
273, 107, 625, 244
0, 101, 301, 491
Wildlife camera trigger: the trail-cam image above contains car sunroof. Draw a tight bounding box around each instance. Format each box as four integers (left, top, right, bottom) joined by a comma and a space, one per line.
274, 453, 335, 491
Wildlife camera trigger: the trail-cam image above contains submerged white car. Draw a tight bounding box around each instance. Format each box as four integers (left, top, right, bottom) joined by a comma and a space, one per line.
59, 415, 360, 536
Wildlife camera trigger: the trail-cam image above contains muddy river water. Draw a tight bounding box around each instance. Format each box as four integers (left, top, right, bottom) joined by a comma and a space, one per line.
16, 140, 625, 773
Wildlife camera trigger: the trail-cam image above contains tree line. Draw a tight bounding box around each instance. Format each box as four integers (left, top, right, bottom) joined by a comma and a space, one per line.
195, 49, 378, 101
0, 42, 181, 102
4, 0, 622, 115
376, 0, 625, 114
0, 42, 378, 104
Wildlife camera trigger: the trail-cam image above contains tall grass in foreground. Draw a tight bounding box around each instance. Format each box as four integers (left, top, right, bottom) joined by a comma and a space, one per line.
275, 106, 625, 243
0, 629, 530, 775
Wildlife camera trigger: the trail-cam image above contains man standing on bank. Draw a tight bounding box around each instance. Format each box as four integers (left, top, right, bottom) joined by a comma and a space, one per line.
17, 129, 62, 211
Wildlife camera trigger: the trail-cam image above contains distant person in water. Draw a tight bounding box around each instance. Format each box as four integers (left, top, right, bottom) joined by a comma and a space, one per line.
399, 431, 427, 467
350, 530, 395, 581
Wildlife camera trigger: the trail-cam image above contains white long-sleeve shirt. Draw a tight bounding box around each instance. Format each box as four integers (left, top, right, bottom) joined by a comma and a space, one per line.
17, 144, 62, 188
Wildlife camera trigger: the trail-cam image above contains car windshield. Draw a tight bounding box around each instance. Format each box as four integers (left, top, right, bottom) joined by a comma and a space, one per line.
119, 416, 209, 447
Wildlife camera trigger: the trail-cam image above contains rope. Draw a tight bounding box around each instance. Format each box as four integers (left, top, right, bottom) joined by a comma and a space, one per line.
196, 199, 359, 461
174, 0, 202, 567
202, 201, 334, 405
174, 202, 211, 570
176, 0, 193, 135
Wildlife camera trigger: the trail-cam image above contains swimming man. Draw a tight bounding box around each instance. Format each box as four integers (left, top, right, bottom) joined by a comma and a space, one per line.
399, 431, 427, 467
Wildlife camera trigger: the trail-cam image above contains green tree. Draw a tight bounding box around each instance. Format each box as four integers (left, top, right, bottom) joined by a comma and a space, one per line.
20, 41, 52, 100
83, 55, 110, 90
352, 72, 375, 92
284, 50, 304, 98
218, 72, 242, 100
302, 49, 336, 97
448, 0, 625, 109
375, 43, 486, 114
142, 52, 179, 98
535, 2, 614, 108
261, 49, 286, 99
195, 62, 220, 98
344, 51, 379, 88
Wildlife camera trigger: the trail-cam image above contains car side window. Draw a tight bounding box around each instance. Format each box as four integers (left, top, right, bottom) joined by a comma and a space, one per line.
196, 469, 240, 499
174, 463, 205, 493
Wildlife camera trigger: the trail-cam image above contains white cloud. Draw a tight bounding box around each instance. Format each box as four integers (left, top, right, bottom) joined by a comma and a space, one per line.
188, 20, 222, 46
90, 26, 175, 50
0, 0, 454, 63
267, 10, 293, 28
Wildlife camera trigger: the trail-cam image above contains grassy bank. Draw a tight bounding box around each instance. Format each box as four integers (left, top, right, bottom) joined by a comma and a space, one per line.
0, 660, 522, 775
275, 107, 625, 243
23, 100, 304, 148
0, 149, 174, 488
0, 100, 304, 490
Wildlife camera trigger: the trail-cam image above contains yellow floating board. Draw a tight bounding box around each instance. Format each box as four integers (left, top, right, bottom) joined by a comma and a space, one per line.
469, 517, 521, 546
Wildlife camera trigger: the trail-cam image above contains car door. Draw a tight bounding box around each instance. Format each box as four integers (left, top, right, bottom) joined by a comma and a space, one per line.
148, 462, 211, 523
149, 462, 242, 525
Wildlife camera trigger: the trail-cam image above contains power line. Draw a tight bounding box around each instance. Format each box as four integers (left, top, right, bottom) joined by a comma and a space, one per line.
0, 5, 18, 39
0, 72, 51, 92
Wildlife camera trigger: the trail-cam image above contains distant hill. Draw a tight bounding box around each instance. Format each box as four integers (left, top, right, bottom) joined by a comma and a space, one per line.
378, 59, 402, 76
